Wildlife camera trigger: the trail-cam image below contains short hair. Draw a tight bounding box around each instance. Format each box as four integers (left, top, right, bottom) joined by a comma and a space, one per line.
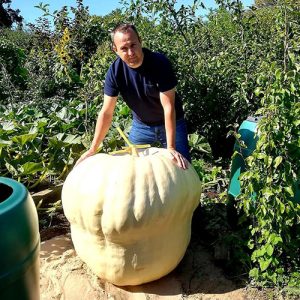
110, 23, 141, 48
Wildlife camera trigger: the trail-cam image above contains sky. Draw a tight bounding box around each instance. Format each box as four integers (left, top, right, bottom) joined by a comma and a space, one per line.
9, 0, 255, 25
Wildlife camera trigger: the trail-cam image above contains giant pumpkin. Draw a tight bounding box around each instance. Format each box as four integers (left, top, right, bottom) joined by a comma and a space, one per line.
62, 147, 201, 286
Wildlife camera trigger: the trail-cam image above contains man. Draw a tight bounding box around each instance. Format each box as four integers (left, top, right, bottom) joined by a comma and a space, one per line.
77, 23, 190, 169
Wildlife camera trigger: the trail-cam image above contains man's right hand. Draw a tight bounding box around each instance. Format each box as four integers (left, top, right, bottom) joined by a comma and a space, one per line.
75, 148, 97, 167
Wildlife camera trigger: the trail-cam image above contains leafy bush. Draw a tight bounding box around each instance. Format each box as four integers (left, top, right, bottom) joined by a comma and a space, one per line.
238, 64, 300, 286
0, 99, 87, 188
0, 37, 27, 103
237, 0, 300, 286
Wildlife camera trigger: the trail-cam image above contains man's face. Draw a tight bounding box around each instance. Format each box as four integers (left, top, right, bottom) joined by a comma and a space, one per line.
113, 28, 144, 68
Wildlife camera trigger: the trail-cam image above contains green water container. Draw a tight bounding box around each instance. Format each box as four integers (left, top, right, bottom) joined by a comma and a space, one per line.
228, 116, 260, 199
226, 117, 260, 227
228, 117, 299, 203
0, 177, 40, 300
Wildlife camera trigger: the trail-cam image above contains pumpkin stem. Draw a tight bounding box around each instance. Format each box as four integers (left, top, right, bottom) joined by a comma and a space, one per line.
117, 127, 132, 147
110, 127, 151, 157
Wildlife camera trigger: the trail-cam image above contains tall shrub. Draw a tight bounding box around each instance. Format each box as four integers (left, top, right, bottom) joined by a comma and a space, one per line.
238, 0, 300, 286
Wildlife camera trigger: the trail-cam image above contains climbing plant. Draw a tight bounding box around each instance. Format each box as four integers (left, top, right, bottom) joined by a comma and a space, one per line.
237, 0, 300, 286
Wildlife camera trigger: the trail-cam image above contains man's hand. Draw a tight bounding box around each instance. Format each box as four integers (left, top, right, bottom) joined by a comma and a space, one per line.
168, 148, 189, 170
75, 148, 97, 167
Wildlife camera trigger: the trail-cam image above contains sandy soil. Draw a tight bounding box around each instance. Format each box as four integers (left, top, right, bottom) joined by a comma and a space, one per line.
36, 189, 298, 300
40, 232, 250, 300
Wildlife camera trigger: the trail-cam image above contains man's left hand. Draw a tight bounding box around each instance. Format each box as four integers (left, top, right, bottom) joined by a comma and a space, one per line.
168, 149, 189, 170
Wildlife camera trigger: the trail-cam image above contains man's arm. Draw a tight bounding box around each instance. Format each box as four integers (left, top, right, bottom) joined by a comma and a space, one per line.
160, 88, 188, 169
76, 94, 117, 165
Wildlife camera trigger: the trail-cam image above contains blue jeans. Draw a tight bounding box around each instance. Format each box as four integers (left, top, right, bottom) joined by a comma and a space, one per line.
129, 118, 191, 162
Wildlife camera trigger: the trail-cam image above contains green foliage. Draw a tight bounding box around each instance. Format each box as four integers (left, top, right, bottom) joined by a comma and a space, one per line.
0, 28, 32, 49
238, 64, 300, 286
0, 37, 27, 103
0, 3, 131, 188
237, 0, 300, 286
188, 132, 212, 160
0, 97, 131, 189
255, 0, 277, 7
0, 99, 89, 188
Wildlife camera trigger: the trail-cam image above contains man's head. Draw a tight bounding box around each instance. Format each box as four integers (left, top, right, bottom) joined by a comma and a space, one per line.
111, 23, 144, 68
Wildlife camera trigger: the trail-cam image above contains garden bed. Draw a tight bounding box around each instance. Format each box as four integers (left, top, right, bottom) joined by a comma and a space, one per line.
36, 185, 300, 300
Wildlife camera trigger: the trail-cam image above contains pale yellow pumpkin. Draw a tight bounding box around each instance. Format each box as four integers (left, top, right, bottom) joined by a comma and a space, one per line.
62, 147, 201, 286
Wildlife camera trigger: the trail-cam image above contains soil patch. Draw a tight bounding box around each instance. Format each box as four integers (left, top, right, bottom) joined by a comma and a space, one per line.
40, 211, 70, 241
40, 224, 249, 300
37, 188, 295, 300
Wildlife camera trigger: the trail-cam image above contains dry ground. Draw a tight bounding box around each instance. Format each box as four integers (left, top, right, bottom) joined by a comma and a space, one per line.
40, 215, 250, 300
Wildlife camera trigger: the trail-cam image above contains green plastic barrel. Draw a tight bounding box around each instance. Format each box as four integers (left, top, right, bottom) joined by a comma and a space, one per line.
228, 116, 299, 203
0, 177, 40, 300
228, 116, 260, 199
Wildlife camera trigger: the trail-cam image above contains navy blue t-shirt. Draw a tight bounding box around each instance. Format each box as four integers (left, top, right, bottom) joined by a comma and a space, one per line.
104, 48, 184, 125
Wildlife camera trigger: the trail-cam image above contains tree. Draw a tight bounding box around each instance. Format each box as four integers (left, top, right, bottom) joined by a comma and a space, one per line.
0, 0, 23, 28
255, 0, 277, 7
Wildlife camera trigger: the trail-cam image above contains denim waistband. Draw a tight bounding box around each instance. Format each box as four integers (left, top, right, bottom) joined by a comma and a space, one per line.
133, 116, 185, 127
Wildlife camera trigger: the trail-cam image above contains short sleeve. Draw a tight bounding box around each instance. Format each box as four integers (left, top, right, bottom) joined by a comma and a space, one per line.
104, 66, 119, 97
156, 54, 177, 92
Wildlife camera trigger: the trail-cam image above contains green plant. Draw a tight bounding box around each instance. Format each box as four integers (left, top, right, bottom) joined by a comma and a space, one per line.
0, 98, 88, 189
238, 64, 300, 286
237, 1, 300, 286
0, 37, 28, 104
